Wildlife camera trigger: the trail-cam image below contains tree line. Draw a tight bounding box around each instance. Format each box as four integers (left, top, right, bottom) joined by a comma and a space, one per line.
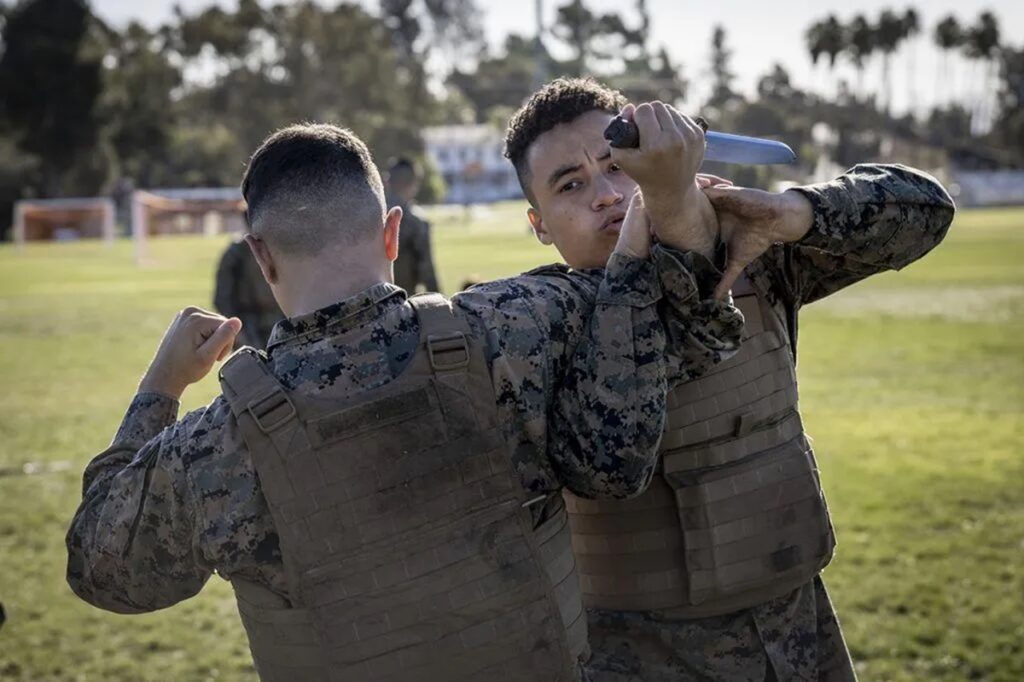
0, 0, 1020, 239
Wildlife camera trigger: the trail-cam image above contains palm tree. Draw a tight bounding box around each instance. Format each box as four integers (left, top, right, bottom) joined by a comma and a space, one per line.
901, 9, 920, 114
934, 15, 963, 108
874, 9, 906, 113
963, 11, 1001, 132
844, 14, 874, 99
805, 18, 828, 93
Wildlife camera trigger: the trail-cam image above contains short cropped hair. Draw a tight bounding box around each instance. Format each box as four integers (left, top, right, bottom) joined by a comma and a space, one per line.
241, 123, 385, 255
504, 78, 627, 204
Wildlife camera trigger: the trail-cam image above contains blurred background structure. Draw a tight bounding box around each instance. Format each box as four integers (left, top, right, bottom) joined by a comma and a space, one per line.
0, 0, 1022, 242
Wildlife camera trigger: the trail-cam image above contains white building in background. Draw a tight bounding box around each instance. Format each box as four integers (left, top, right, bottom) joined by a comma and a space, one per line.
423, 125, 523, 204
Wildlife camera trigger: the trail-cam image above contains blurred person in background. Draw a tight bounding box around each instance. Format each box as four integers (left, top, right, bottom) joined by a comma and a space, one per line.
385, 157, 441, 293
213, 235, 282, 348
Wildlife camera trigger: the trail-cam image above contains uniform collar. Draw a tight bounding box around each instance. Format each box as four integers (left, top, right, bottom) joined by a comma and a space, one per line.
266, 282, 406, 350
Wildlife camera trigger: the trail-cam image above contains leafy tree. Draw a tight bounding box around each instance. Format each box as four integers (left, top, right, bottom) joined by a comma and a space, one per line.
104, 22, 182, 187
0, 0, 105, 196
705, 25, 740, 117
448, 35, 544, 122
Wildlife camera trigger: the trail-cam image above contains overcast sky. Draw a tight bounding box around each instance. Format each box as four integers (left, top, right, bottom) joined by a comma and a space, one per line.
92, 0, 1022, 116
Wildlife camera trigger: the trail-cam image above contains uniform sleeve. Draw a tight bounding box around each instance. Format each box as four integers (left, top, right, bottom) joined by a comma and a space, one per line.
651, 244, 745, 385
455, 254, 741, 500
764, 163, 955, 306
65, 393, 222, 613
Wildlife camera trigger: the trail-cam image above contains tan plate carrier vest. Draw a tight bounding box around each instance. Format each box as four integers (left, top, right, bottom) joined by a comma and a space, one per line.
566, 270, 836, 618
218, 293, 587, 681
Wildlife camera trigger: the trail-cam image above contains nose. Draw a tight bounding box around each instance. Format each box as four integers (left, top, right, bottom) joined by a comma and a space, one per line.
591, 172, 623, 212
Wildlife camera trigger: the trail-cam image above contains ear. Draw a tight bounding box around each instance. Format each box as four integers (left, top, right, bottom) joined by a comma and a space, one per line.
383, 206, 402, 262
527, 207, 553, 246
244, 234, 278, 284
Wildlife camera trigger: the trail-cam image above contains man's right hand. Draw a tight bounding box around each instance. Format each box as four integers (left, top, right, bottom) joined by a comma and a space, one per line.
139, 307, 242, 399
610, 102, 718, 258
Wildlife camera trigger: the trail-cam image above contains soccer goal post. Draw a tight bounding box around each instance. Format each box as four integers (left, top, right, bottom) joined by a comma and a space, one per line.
131, 188, 246, 264
13, 197, 116, 248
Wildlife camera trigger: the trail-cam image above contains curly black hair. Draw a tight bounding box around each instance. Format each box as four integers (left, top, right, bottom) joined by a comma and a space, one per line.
504, 77, 627, 204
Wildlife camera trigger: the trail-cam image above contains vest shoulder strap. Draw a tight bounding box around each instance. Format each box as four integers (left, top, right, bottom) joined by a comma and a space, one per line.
408, 292, 473, 374
218, 347, 297, 434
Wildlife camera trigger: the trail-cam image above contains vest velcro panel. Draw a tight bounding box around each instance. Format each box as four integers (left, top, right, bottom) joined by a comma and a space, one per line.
220, 293, 582, 681
565, 275, 836, 618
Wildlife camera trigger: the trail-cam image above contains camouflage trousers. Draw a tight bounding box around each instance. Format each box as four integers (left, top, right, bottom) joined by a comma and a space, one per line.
584, 576, 856, 681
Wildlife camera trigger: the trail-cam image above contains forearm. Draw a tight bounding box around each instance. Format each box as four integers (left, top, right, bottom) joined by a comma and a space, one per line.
644, 183, 718, 259
652, 244, 744, 385
550, 253, 667, 500
789, 163, 955, 267
66, 394, 209, 612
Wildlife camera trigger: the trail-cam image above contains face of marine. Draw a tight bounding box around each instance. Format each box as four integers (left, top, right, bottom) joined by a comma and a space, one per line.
524, 110, 639, 270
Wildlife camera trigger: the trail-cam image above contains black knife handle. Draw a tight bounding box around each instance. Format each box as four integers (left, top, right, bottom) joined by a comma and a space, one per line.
604, 115, 709, 149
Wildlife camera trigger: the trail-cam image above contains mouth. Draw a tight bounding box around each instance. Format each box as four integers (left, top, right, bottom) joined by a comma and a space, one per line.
600, 214, 626, 233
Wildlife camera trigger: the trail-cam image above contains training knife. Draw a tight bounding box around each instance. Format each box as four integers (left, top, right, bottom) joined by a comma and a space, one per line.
604, 116, 797, 165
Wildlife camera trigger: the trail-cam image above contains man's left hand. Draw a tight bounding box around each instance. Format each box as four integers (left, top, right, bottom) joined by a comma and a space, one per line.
139, 307, 243, 399
704, 187, 814, 298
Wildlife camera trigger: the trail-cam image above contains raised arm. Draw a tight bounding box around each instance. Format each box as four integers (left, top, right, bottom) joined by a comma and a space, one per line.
454, 195, 742, 500
66, 309, 240, 613
708, 163, 956, 306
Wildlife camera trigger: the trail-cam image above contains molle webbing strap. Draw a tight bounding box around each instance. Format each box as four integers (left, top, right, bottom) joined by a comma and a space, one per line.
535, 504, 589, 662
660, 382, 798, 451
664, 331, 786, 412
662, 411, 803, 474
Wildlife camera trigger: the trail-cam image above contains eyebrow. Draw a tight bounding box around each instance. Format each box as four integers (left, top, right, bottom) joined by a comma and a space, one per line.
545, 150, 613, 189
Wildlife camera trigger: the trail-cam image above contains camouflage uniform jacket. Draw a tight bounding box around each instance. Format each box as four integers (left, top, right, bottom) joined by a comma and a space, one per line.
390, 198, 440, 293
66, 245, 743, 616
213, 239, 283, 348
584, 164, 956, 682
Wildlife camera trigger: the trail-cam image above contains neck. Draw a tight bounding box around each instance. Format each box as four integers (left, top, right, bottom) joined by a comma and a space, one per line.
277, 252, 391, 318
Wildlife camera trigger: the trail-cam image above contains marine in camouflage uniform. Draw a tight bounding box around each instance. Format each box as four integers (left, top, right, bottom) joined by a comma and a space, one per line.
390, 199, 440, 294
213, 239, 283, 348
580, 164, 955, 681
66, 243, 743, 676
499, 77, 955, 680
386, 157, 441, 293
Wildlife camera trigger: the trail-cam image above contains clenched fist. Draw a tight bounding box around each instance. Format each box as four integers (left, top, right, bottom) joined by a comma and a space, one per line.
138, 307, 243, 399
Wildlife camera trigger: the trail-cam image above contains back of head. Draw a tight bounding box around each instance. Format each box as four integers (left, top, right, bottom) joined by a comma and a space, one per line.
504, 77, 628, 204
242, 123, 385, 256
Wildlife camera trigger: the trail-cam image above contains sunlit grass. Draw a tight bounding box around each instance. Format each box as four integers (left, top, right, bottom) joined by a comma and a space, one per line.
0, 203, 1021, 680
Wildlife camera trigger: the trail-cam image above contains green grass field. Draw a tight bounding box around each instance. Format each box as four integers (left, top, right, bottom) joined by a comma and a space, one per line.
0, 203, 1021, 681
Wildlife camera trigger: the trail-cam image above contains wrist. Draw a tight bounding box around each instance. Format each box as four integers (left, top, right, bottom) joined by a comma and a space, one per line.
777, 190, 814, 243
138, 367, 187, 400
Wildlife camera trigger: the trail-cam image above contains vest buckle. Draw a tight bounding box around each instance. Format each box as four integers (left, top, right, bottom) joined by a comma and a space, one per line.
426, 332, 470, 371
247, 388, 297, 433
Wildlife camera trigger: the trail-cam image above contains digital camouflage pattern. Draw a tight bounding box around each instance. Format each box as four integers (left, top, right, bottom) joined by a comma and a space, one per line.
66, 245, 743, 616
583, 164, 955, 681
